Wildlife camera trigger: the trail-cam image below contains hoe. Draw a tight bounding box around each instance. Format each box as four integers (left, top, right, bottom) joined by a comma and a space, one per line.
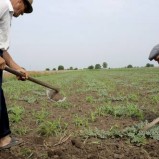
4, 67, 66, 102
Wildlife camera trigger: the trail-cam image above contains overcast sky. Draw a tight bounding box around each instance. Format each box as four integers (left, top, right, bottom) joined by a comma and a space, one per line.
9, 0, 159, 70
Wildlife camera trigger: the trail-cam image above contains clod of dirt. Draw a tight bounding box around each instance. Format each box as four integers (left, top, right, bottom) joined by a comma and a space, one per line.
33, 137, 44, 145
71, 139, 83, 149
87, 154, 98, 159
47, 149, 63, 158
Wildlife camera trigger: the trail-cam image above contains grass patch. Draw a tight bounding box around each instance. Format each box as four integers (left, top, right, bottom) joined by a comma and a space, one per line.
37, 118, 68, 136
96, 104, 143, 119
81, 121, 159, 145
8, 105, 25, 123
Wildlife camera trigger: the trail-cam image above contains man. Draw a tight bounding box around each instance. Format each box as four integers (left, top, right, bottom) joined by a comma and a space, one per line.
149, 44, 159, 62
0, 0, 33, 149
143, 44, 159, 130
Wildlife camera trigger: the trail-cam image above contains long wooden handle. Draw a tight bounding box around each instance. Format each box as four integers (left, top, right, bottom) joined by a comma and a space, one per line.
4, 67, 59, 93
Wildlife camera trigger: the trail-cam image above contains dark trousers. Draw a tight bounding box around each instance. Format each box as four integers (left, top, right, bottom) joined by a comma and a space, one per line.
0, 49, 11, 138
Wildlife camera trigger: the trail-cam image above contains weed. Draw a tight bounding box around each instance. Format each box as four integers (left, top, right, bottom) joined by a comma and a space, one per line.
19, 96, 37, 104
151, 95, 159, 104
126, 104, 144, 119
128, 94, 139, 102
96, 105, 113, 116
89, 111, 97, 122
95, 104, 143, 119
73, 115, 89, 127
32, 108, 49, 124
81, 121, 159, 145
86, 96, 94, 103
8, 105, 24, 123
37, 118, 68, 136
13, 126, 30, 135
53, 101, 72, 109
98, 90, 108, 97
20, 147, 33, 158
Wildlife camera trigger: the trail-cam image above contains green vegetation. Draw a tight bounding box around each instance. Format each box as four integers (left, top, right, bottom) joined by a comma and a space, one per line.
3, 67, 159, 146
37, 118, 68, 136
58, 65, 64, 70
8, 105, 25, 123
81, 121, 159, 145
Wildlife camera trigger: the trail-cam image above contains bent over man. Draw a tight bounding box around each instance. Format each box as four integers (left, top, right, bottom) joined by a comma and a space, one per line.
0, 0, 33, 149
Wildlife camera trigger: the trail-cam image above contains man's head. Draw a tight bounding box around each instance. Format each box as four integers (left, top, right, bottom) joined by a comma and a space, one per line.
10, 0, 33, 17
149, 44, 159, 63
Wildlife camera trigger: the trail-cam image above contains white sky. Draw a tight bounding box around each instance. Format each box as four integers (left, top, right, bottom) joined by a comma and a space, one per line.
9, 0, 159, 70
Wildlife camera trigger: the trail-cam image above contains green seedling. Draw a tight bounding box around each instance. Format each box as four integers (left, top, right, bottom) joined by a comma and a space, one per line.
37, 118, 68, 136
86, 96, 94, 103
8, 105, 24, 123
151, 95, 159, 104
13, 126, 30, 135
89, 111, 97, 122
128, 94, 139, 102
20, 147, 33, 158
73, 115, 89, 127
95, 104, 143, 119
32, 108, 49, 124
53, 101, 72, 109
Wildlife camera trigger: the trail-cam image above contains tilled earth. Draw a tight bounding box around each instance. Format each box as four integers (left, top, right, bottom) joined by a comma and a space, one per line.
0, 137, 159, 159
1, 70, 159, 159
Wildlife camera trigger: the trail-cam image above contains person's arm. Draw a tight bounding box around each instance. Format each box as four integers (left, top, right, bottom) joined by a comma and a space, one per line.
0, 56, 6, 69
3, 50, 28, 79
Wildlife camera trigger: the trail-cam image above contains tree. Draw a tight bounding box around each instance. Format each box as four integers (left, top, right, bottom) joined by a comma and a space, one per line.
127, 65, 133, 68
102, 62, 108, 68
88, 65, 94, 69
52, 68, 56, 71
69, 67, 73, 70
58, 65, 64, 70
45, 68, 50, 71
95, 64, 101, 69
146, 63, 154, 67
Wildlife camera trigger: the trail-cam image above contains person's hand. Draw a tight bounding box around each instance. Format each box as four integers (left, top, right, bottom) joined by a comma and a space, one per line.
0, 57, 6, 70
16, 67, 29, 81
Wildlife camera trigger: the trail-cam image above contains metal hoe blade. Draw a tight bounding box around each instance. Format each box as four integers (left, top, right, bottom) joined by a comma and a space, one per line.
46, 89, 66, 102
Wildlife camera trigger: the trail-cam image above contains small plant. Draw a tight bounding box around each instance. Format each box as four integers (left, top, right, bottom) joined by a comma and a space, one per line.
89, 111, 97, 122
81, 121, 159, 145
20, 147, 33, 158
32, 108, 49, 124
86, 96, 94, 103
19, 96, 37, 104
13, 126, 30, 135
37, 118, 68, 136
151, 95, 159, 104
96, 105, 113, 116
128, 94, 139, 102
95, 104, 143, 119
126, 104, 144, 119
53, 101, 72, 109
73, 115, 89, 127
8, 105, 24, 123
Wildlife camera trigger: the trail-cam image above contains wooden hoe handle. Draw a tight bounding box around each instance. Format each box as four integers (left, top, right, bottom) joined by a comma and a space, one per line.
4, 67, 59, 93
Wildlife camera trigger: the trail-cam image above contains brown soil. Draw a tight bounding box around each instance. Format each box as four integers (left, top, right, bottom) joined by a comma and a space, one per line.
1, 70, 159, 159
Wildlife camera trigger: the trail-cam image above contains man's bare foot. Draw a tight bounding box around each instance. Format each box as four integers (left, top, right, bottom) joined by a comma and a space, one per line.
0, 135, 11, 147
0, 136, 22, 149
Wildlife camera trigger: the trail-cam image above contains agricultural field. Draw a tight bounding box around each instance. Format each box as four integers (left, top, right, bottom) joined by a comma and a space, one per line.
1, 68, 159, 159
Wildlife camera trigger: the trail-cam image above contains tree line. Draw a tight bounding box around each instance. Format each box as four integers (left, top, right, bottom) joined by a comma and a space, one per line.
45, 62, 155, 71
